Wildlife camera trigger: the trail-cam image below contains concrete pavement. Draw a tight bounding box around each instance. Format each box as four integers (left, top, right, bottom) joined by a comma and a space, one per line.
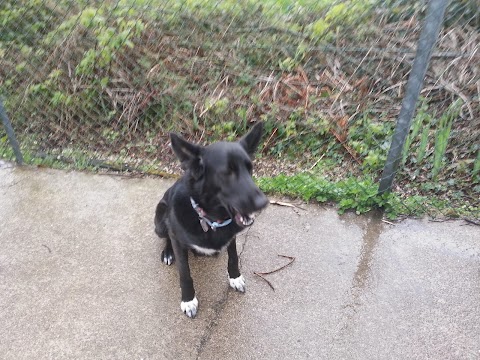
1, 161, 479, 359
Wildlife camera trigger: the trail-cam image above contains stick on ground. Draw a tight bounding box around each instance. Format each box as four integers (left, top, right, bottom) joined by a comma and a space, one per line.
254, 255, 296, 291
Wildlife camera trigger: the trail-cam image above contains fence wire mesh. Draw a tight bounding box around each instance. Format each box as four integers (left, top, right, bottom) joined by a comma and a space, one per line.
1, 0, 479, 220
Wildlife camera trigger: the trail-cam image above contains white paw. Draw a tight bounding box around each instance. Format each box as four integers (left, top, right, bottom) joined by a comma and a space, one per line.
162, 253, 174, 266
229, 275, 246, 293
161, 250, 174, 266
181, 296, 198, 318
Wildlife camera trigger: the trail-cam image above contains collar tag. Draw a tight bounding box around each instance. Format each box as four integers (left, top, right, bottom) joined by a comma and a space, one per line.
199, 218, 210, 232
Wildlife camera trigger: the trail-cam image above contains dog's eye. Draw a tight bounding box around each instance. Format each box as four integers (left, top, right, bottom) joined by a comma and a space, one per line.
226, 164, 236, 177
245, 161, 253, 174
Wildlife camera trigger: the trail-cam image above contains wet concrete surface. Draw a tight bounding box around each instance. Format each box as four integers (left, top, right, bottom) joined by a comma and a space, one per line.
1, 162, 479, 359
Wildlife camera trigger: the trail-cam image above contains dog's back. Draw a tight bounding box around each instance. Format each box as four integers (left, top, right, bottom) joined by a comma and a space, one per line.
154, 188, 170, 239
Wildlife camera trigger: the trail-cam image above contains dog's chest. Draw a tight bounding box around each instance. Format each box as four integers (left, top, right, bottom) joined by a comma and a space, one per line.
190, 243, 229, 255
189, 229, 236, 255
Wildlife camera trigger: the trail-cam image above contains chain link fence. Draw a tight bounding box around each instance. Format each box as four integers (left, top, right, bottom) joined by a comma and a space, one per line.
1, 0, 479, 220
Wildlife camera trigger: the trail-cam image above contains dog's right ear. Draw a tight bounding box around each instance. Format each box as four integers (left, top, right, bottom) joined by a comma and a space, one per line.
170, 133, 201, 163
170, 133, 202, 172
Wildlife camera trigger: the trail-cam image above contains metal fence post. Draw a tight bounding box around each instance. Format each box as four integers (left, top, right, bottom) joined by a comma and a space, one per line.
0, 99, 23, 165
378, 0, 449, 194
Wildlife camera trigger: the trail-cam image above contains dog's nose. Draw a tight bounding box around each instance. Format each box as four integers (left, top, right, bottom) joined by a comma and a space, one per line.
253, 190, 269, 210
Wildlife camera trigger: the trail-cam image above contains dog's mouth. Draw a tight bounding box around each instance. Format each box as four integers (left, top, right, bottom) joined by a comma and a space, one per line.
234, 210, 255, 228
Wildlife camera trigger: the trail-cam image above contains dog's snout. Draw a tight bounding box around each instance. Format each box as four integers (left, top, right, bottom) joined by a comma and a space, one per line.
253, 189, 269, 210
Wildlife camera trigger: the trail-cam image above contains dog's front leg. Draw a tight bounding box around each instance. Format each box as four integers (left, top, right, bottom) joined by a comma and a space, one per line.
171, 240, 198, 318
227, 237, 245, 292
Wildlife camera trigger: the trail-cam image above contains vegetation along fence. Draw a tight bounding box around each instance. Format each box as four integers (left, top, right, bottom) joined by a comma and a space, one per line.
1, 0, 479, 221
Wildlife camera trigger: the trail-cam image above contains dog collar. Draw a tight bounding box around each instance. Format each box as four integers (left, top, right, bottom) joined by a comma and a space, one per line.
190, 197, 232, 232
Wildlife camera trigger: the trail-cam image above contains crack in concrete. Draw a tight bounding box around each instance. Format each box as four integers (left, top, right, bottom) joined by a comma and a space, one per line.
195, 287, 230, 360
0, 179, 21, 189
238, 226, 255, 269
195, 229, 253, 359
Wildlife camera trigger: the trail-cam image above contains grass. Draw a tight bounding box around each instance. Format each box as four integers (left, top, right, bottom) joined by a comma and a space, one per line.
2, 128, 479, 220
257, 173, 479, 220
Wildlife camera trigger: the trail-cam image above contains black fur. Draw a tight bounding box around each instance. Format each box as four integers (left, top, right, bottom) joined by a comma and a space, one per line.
154, 122, 268, 318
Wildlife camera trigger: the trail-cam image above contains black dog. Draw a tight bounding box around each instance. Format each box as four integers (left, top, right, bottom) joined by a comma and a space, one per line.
154, 122, 268, 318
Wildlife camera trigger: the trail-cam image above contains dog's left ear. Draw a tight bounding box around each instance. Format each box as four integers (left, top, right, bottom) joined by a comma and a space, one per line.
239, 121, 264, 157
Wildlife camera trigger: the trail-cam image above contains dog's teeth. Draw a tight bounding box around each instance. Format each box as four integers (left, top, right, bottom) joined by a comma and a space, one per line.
235, 213, 255, 227
241, 216, 253, 226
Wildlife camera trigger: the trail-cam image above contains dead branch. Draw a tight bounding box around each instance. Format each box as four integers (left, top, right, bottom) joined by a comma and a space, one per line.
254, 255, 296, 291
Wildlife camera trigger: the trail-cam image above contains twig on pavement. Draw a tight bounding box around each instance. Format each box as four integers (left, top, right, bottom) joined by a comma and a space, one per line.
254, 255, 296, 291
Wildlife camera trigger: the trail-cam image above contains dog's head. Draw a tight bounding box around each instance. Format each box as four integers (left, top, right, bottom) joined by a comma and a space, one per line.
170, 122, 268, 228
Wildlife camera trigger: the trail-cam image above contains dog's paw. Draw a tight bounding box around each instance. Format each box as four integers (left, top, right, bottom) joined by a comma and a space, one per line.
229, 275, 246, 293
181, 297, 198, 318
161, 248, 175, 266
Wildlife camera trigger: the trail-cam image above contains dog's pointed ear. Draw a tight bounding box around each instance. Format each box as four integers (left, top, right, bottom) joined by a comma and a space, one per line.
170, 133, 202, 168
170, 133, 200, 162
239, 122, 264, 157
